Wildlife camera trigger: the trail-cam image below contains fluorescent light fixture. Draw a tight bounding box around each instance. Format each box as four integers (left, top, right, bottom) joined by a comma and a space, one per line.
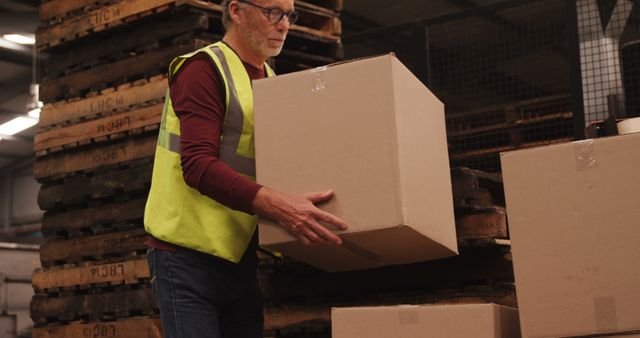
0, 116, 38, 136
28, 108, 41, 119
2, 34, 35, 45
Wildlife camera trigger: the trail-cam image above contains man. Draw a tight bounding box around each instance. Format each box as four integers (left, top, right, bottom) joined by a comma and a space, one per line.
144, 0, 347, 337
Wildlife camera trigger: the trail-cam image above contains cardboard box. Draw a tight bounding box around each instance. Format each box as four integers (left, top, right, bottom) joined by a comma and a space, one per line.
501, 134, 640, 338
253, 54, 457, 272
332, 303, 521, 338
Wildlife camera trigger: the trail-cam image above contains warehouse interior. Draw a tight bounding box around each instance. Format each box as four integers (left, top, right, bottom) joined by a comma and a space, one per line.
0, 0, 639, 337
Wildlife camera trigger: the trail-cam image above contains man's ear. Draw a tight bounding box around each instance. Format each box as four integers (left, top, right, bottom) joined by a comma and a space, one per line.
229, 1, 243, 25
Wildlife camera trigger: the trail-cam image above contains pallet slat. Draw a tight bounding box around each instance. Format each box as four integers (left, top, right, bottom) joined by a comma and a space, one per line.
32, 317, 162, 338
33, 258, 150, 292
456, 209, 508, 241
39, 0, 112, 22
40, 76, 166, 129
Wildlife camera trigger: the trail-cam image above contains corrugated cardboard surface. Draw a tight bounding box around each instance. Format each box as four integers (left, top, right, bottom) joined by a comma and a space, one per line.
253, 54, 457, 272
501, 133, 640, 338
332, 303, 521, 338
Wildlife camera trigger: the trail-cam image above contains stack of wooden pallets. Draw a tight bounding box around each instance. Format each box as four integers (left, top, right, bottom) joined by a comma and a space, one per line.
30, 1, 343, 337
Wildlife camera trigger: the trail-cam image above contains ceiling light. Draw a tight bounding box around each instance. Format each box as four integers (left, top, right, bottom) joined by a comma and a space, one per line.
2, 34, 35, 45
0, 116, 38, 136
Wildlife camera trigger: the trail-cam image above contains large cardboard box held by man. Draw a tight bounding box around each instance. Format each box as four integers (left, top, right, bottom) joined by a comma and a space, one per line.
501, 133, 640, 338
332, 303, 521, 338
253, 54, 457, 272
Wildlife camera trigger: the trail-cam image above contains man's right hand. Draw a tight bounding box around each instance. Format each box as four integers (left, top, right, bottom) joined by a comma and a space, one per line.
252, 187, 348, 246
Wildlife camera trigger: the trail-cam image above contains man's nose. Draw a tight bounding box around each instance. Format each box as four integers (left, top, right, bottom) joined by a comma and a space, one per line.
276, 15, 291, 31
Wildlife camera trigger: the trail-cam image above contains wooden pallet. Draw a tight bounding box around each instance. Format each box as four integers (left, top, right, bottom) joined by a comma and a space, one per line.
40, 76, 167, 130
40, 228, 148, 268
43, 10, 214, 78
40, 38, 209, 102
35, 103, 162, 154
33, 258, 149, 293
31, 286, 157, 324
445, 95, 575, 172
447, 113, 573, 152
446, 95, 572, 134
32, 317, 162, 338
36, 0, 216, 50
38, 162, 152, 210
34, 134, 157, 181
36, 0, 339, 52
42, 198, 146, 239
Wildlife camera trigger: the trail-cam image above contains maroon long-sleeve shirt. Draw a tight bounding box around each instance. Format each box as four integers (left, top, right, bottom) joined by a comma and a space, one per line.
148, 50, 267, 268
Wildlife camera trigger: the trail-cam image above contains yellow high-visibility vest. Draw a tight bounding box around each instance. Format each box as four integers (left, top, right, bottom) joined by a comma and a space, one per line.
144, 41, 275, 263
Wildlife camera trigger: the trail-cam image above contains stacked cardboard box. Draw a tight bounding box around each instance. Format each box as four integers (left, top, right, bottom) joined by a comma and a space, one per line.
332, 304, 520, 338
30, 1, 344, 337
502, 133, 640, 338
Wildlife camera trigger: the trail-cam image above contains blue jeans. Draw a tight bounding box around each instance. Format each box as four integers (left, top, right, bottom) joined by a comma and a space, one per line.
148, 248, 264, 338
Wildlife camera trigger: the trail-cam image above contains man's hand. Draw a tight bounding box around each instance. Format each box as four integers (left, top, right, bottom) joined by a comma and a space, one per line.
252, 187, 348, 245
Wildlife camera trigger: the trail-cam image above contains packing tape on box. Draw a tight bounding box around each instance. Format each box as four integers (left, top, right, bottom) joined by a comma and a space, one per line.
310, 66, 327, 92
575, 139, 597, 171
595, 296, 619, 333
617, 117, 640, 135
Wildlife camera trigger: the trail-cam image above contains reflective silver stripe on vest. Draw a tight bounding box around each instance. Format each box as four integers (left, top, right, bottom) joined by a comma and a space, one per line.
210, 45, 256, 177
158, 129, 181, 153
169, 132, 180, 153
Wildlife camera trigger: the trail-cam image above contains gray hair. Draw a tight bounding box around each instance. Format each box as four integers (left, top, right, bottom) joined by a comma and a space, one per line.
222, 0, 233, 31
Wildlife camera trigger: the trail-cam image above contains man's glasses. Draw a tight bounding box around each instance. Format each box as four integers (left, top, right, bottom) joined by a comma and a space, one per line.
237, 0, 299, 25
